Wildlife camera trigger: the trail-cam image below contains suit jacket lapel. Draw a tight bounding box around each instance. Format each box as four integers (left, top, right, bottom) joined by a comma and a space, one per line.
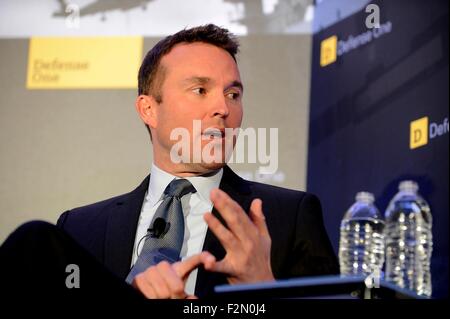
104, 175, 150, 279
195, 166, 252, 298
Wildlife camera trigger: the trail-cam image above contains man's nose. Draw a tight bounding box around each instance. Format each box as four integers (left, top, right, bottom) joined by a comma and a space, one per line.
210, 94, 230, 118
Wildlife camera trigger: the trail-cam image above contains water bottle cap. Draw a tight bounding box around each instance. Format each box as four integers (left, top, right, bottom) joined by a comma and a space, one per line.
399, 180, 419, 193
355, 191, 375, 204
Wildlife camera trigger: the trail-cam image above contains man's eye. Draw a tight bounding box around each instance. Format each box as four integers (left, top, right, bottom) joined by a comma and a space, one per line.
193, 88, 206, 95
226, 92, 240, 100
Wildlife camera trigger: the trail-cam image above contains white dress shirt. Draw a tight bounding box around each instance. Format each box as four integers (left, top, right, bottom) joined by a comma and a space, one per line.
130, 164, 223, 295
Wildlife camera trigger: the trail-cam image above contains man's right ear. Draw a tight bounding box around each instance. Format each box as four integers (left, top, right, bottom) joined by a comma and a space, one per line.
135, 95, 158, 129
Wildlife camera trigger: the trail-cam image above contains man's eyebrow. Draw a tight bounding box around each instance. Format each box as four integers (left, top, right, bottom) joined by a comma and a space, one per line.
182, 77, 243, 92
225, 80, 244, 93
182, 76, 211, 85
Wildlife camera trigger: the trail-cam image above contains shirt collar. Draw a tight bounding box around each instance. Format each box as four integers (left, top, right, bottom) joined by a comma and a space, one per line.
147, 163, 223, 206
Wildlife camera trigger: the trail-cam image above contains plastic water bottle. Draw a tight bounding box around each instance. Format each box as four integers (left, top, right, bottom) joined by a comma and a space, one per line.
385, 180, 433, 297
339, 192, 385, 278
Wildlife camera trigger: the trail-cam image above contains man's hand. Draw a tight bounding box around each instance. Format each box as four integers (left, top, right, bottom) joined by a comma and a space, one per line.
132, 251, 214, 299
203, 188, 274, 284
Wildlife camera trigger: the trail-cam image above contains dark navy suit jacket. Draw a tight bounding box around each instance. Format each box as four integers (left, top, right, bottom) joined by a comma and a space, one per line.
57, 166, 338, 298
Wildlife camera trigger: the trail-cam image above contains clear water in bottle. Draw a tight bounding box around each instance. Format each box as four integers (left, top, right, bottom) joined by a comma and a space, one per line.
339, 192, 385, 277
385, 180, 433, 297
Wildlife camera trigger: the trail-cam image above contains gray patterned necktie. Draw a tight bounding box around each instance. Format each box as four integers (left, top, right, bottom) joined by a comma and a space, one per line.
126, 179, 196, 284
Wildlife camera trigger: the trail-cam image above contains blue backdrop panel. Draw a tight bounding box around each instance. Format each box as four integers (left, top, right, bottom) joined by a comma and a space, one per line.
308, 0, 448, 297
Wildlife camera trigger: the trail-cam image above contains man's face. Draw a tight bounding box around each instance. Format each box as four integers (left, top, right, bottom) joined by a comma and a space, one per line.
150, 42, 243, 175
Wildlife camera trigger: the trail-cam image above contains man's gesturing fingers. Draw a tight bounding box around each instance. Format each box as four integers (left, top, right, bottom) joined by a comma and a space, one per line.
173, 251, 215, 280
157, 261, 185, 299
203, 191, 275, 283
209, 189, 254, 240
249, 198, 270, 238
203, 212, 238, 251
133, 265, 169, 299
133, 252, 214, 299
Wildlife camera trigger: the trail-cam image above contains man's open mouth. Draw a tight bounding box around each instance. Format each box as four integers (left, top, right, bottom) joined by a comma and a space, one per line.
202, 128, 225, 140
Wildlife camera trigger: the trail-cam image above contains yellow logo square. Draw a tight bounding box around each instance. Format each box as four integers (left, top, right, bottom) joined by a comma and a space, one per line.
26, 37, 143, 89
320, 35, 337, 67
410, 117, 428, 149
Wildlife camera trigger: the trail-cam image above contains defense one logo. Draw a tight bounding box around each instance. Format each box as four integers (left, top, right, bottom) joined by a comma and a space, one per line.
320, 35, 337, 67
410, 117, 428, 149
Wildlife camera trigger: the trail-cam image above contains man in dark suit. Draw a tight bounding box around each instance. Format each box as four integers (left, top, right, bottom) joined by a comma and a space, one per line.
56, 24, 338, 299
1, 24, 337, 299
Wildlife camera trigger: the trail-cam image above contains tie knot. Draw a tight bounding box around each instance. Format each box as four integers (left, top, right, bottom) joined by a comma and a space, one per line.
164, 179, 196, 198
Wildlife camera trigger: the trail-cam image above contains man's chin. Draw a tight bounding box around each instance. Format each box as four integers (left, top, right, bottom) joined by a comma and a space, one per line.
199, 161, 227, 171
163, 161, 226, 177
